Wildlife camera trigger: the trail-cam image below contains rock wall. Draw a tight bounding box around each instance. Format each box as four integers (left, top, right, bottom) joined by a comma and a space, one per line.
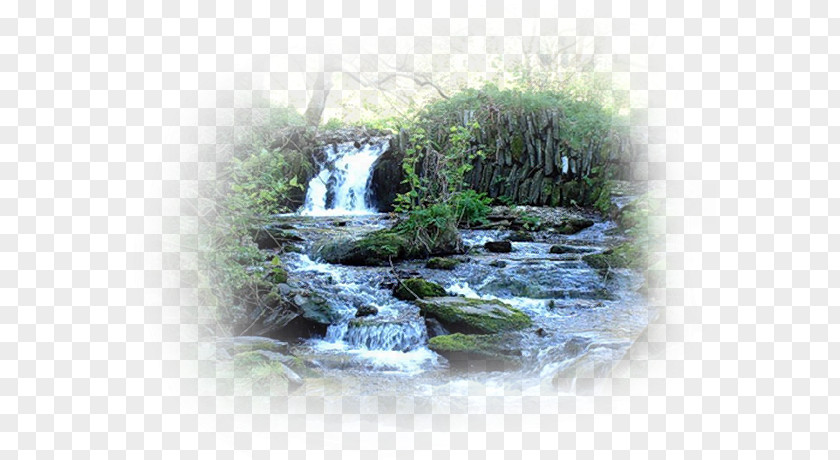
370, 110, 643, 211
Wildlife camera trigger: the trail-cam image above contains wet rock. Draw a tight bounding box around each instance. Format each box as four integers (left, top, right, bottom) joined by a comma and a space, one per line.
553, 218, 595, 235
293, 291, 341, 325
233, 350, 305, 388
355, 305, 379, 317
252, 224, 304, 249
393, 278, 447, 301
427, 333, 522, 367
369, 145, 407, 212
484, 241, 512, 253
315, 224, 463, 266
549, 244, 591, 254
507, 231, 535, 242
414, 296, 532, 334
395, 269, 421, 278
489, 260, 508, 268
425, 317, 450, 338
425, 257, 460, 270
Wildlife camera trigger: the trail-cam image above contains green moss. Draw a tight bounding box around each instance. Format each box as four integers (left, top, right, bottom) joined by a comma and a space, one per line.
394, 278, 447, 300
593, 182, 614, 215
427, 333, 518, 362
317, 209, 463, 266
416, 297, 532, 333
426, 257, 460, 270
355, 230, 409, 260
428, 333, 501, 352
266, 266, 288, 284
233, 350, 270, 367
582, 242, 647, 270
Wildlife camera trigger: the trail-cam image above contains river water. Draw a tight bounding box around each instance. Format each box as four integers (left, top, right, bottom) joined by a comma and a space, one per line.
252, 141, 654, 394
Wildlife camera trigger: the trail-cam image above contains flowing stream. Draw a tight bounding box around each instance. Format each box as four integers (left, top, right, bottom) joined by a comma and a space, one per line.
274, 142, 651, 391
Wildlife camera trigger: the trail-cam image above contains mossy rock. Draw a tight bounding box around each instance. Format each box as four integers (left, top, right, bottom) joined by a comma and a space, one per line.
232, 350, 305, 387
554, 218, 595, 235
582, 242, 647, 270
315, 230, 409, 266
316, 225, 462, 266
427, 333, 521, 365
252, 225, 304, 249
508, 231, 535, 242
549, 244, 591, 255
425, 257, 460, 270
415, 296, 532, 334
292, 291, 340, 324
394, 278, 447, 301
232, 349, 319, 379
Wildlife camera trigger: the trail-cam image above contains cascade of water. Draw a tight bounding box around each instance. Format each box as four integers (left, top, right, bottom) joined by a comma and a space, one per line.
342, 320, 428, 352
300, 140, 387, 216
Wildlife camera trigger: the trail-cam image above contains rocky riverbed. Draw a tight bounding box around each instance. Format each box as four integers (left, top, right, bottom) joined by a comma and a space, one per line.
202, 199, 653, 395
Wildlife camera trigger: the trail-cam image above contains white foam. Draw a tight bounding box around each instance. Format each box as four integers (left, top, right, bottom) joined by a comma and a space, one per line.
301, 141, 387, 216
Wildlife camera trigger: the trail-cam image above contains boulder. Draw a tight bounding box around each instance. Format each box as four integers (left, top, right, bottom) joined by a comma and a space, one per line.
414, 296, 532, 334
368, 146, 407, 212
393, 278, 447, 301
549, 244, 592, 254
508, 231, 535, 242
293, 291, 342, 325
484, 241, 513, 253
252, 224, 304, 249
315, 224, 462, 266
232, 350, 305, 388
425, 257, 460, 270
427, 333, 522, 367
553, 218, 595, 235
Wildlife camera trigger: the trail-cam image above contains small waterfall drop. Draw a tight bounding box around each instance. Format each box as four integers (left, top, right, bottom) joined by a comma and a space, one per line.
300, 140, 387, 216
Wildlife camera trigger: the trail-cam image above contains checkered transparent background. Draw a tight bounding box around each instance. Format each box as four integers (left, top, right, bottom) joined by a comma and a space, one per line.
2, 0, 837, 456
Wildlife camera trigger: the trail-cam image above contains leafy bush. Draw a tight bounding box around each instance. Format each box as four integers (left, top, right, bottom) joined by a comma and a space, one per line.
450, 189, 492, 227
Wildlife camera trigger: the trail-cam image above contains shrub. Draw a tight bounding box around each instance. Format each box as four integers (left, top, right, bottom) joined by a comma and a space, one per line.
450, 189, 492, 227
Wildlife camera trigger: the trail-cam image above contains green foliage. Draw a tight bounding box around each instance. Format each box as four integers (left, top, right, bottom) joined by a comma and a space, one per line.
197, 105, 311, 334
450, 190, 492, 228
518, 213, 541, 231
228, 148, 292, 216
321, 118, 345, 131
394, 203, 456, 235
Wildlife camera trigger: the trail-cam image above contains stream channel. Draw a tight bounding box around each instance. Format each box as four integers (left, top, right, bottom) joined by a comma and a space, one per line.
252, 139, 651, 392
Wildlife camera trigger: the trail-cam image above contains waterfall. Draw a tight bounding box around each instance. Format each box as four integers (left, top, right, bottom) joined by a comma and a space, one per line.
300, 140, 387, 216
323, 319, 428, 353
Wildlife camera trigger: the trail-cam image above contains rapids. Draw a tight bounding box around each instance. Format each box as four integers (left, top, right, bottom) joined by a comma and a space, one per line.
267, 140, 651, 391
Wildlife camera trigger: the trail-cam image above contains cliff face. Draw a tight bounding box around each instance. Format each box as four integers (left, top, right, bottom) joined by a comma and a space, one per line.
370, 110, 642, 211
